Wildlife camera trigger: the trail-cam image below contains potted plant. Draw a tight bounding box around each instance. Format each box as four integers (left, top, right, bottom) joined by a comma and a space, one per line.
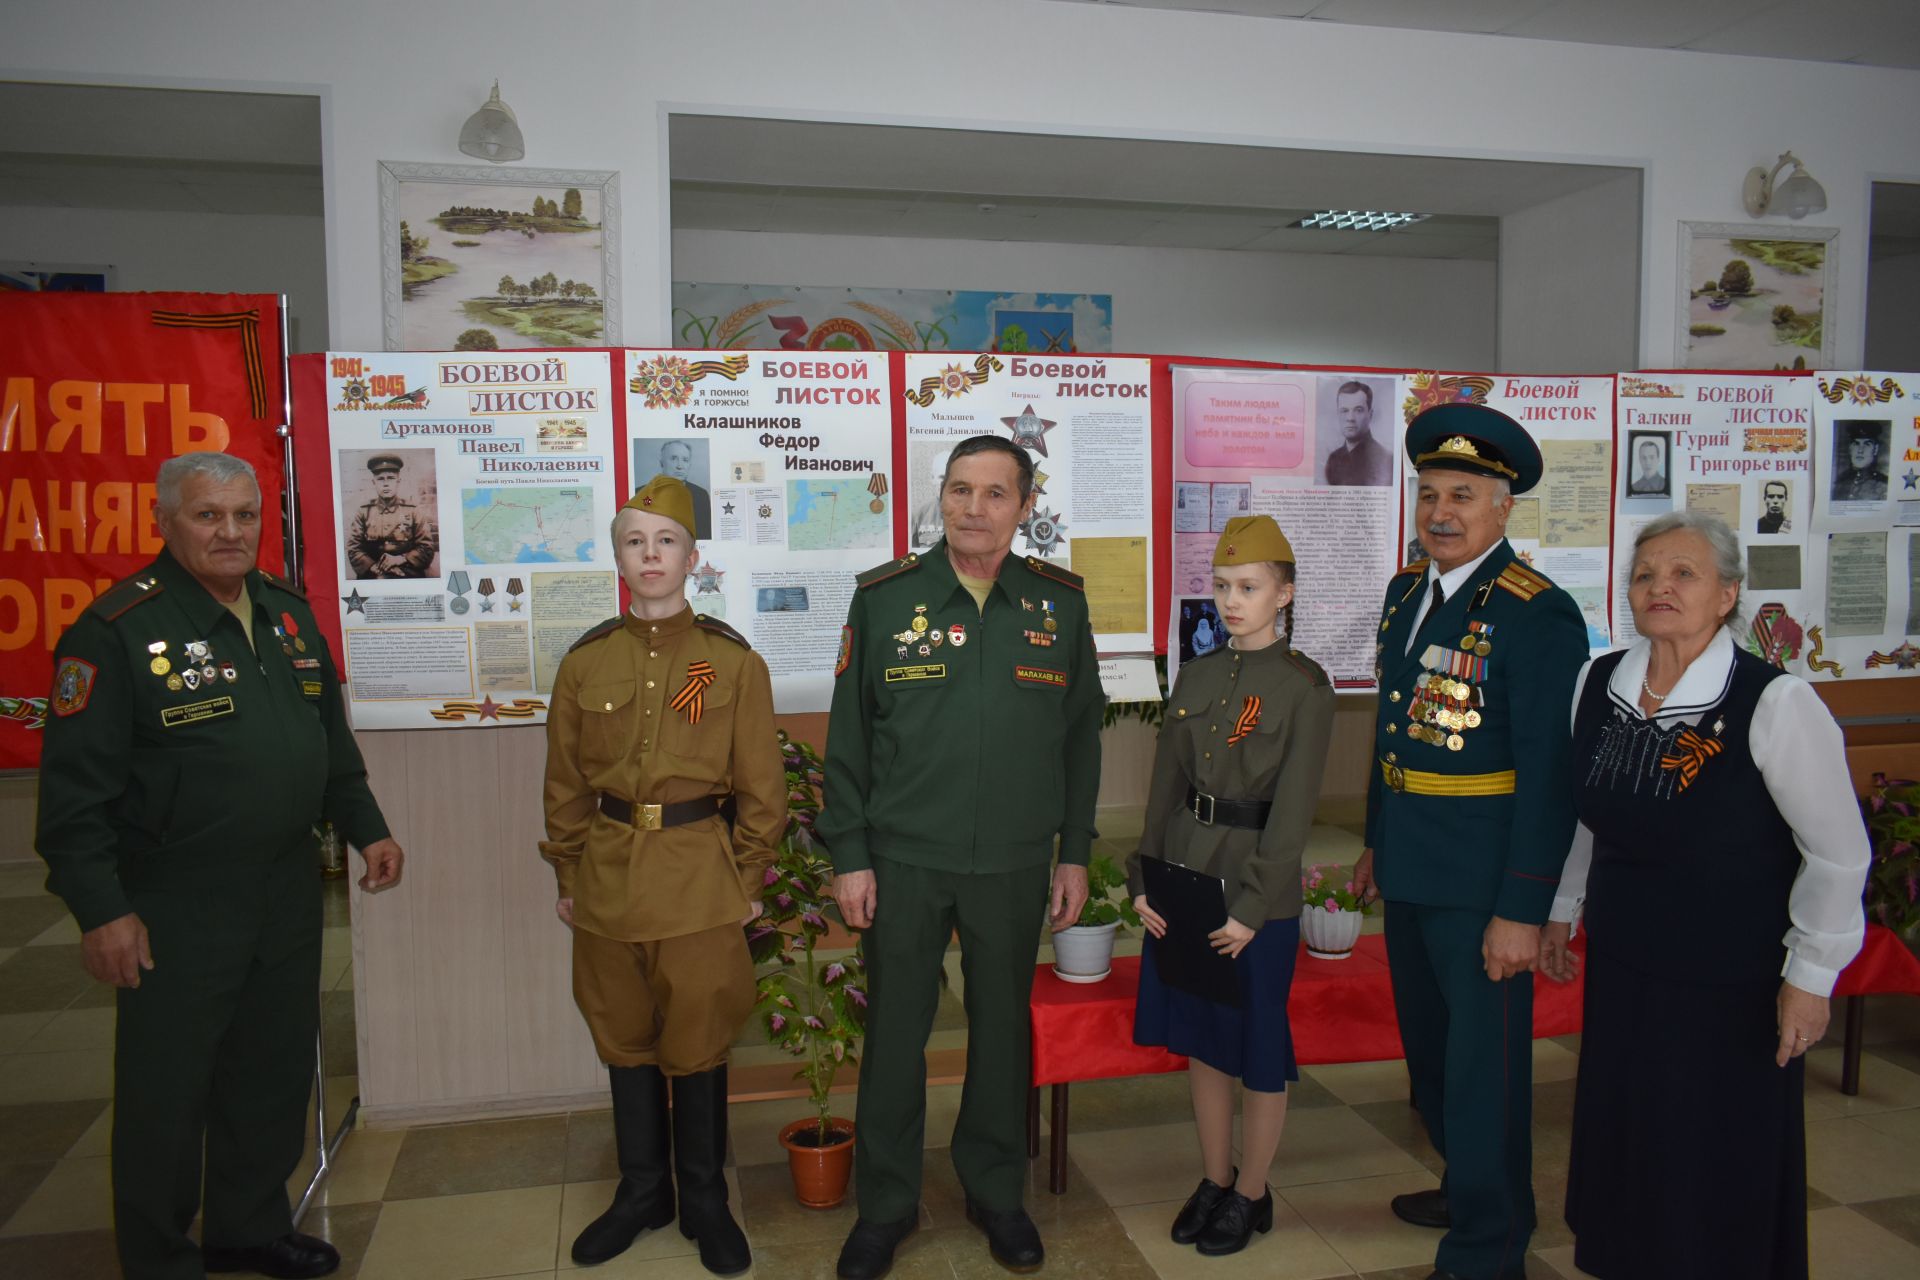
747, 732, 867, 1208
1051, 855, 1141, 981
1860, 773, 1920, 942
1300, 862, 1373, 959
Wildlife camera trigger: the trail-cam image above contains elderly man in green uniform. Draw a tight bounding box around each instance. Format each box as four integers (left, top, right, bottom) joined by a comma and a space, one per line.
346, 452, 437, 578
821, 434, 1104, 1279
1352, 404, 1587, 1280
36, 451, 404, 1280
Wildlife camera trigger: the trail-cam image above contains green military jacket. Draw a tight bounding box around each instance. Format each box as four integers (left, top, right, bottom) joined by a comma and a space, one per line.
818, 541, 1104, 875
1364, 539, 1587, 923
1127, 641, 1335, 926
35, 549, 389, 930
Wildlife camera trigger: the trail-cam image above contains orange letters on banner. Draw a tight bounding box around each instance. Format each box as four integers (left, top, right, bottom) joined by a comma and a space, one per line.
0, 292, 284, 768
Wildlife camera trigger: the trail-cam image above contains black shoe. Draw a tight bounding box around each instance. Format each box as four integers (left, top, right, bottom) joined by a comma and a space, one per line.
1170, 1167, 1236, 1244
1195, 1187, 1273, 1257
836, 1216, 917, 1279
1424, 1272, 1471, 1280
671, 1066, 751, 1276
572, 1065, 676, 1265
204, 1232, 340, 1278
1391, 1187, 1451, 1229
963, 1198, 1044, 1273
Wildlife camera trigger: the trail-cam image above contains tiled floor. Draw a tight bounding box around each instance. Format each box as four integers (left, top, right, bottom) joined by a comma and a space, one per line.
4, 836, 1920, 1279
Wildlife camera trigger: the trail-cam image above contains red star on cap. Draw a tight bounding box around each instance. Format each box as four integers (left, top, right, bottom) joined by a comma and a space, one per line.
1226, 544, 1236, 556
641, 495, 654, 507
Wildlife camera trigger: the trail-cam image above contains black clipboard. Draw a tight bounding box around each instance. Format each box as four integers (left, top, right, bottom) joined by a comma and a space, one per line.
1140, 856, 1244, 1009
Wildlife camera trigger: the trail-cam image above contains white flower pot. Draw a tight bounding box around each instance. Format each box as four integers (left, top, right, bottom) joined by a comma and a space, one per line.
1302, 906, 1363, 959
1052, 922, 1120, 981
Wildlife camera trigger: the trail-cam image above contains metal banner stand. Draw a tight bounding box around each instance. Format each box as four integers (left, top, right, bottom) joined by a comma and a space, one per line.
273, 297, 363, 1225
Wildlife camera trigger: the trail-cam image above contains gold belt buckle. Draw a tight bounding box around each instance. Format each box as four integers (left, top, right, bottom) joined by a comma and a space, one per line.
637, 803, 663, 830
1386, 764, 1406, 793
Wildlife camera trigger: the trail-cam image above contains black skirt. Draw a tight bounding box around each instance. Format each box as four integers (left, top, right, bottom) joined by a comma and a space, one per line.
1566, 947, 1808, 1280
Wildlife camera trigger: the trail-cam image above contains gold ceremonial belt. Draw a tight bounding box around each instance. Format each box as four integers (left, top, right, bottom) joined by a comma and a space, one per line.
1379, 761, 1517, 796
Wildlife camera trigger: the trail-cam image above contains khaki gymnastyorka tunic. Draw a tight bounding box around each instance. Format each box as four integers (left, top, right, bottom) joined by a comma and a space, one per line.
541, 605, 786, 942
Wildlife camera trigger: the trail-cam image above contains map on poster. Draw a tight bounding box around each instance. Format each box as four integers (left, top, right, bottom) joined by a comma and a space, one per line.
324, 351, 620, 729
624, 350, 894, 712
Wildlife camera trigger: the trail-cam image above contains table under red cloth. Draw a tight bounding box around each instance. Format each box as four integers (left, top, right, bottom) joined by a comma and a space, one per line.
1835, 923, 1920, 997
1030, 933, 1588, 1088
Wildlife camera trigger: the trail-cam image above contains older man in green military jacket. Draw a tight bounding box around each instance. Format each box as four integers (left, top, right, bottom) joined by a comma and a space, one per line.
36, 451, 403, 1280
1352, 405, 1588, 1280
821, 434, 1103, 1279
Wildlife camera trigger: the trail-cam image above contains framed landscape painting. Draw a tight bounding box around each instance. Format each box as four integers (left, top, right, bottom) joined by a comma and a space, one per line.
1676, 222, 1836, 370
379, 161, 619, 351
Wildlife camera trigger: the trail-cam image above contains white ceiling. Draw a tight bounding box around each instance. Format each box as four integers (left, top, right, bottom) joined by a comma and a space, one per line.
1046, 0, 1920, 70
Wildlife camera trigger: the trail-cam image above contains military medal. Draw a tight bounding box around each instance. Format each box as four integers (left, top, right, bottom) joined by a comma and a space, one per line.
221, 662, 238, 683
917, 642, 931, 656
1465, 709, 1482, 728
948, 623, 967, 647
183, 668, 201, 690
166, 674, 184, 691
867, 473, 888, 514
447, 570, 472, 616
150, 655, 171, 676
1447, 733, 1465, 751
506, 578, 525, 613
478, 577, 497, 613
911, 605, 928, 634
187, 640, 209, 661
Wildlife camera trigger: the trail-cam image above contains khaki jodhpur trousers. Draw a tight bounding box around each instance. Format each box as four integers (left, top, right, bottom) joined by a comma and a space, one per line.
572, 921, 754, 1075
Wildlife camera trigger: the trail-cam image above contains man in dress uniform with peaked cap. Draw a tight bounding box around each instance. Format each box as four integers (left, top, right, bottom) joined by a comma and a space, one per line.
541, 473, 785, 1277
819, 434, 1104, 1279
1352, 404, 1588, 1280
36, 451, 405, 1280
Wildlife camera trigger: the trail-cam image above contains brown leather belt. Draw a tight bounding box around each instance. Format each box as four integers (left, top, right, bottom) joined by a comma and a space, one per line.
599, 793, 735, 831
1186, 787, 1272, 830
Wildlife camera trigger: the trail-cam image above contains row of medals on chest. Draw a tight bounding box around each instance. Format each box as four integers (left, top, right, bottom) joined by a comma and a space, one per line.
891, 598, 1057, 659
1378, 623, 1494, 752
147, 639, 235, 692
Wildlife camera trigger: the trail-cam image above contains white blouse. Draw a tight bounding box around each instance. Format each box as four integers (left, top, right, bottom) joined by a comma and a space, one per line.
1549, 629, 1870, 997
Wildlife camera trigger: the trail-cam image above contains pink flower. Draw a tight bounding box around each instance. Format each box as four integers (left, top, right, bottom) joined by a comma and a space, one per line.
763, 867, 781, 887
769, 1013, 787, 1033
1323, 900, 1338, 913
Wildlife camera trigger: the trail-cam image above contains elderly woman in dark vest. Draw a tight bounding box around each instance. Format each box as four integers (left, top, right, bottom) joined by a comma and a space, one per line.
1540, 510, 1869, 1280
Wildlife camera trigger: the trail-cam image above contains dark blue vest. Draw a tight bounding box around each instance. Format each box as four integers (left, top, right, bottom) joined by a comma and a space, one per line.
1572, 645, 1799, 984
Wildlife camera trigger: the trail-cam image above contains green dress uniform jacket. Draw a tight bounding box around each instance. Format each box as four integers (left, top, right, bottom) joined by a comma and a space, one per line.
1127, 642, 1335, 926
35, 547, 390, 1280
347, 496, 437, 578
1365, 540, 1588, 924
816, 542, 1104, 873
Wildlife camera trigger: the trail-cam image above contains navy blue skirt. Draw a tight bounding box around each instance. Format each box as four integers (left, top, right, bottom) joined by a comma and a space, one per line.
1132, 916, 1300, 1093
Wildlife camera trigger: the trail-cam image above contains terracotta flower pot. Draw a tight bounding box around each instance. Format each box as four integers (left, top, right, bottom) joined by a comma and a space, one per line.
778, 1116, 856, 1208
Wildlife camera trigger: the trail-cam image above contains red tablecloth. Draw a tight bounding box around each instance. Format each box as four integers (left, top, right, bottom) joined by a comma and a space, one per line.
1030, 925, 1920, 1089
1835, 923, 1920, 997
1031, 934, 1586, 1087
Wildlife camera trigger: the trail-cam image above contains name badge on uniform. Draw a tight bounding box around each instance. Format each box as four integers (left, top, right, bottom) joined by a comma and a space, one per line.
1014, 665, 1066, 689
161, 696, 235, 727
301, 680, 324, 699
885, 664, 946, 683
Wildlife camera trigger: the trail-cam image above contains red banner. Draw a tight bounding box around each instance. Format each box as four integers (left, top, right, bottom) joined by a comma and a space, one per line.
0, 291, 287, 769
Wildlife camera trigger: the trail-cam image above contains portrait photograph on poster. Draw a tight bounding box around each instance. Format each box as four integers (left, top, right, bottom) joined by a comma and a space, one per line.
630, 435, 715, 539
1177, 597, 1226, 663
380, 161, 618, 351
1831, 418, 1893, 504
1624, 430, 1672, 498
1676, 221, 1836, 369
1316, 375, 1395, 487
339, 447, 441, 580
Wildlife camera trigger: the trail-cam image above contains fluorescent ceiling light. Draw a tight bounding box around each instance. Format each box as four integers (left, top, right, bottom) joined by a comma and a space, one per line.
1291, 210, 1430, 232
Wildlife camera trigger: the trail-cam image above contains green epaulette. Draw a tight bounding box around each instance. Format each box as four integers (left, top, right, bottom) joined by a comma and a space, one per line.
855, 553, 924, 590
568, 615, 625, 653
1285, 648, 1332, 687
695, 614, 750, 648
257, 570, 306, 600
1024, 556, 1084, 592
88, 573, 166, 623
1495, 560, 1554, 601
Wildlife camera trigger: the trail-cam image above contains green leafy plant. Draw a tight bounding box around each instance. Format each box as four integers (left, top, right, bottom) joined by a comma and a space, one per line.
1301, 862, 1374, 915
1101, 653, 1169, 729
1074, 855, 1143, 929
748, 732, 866, 1144
1859, 773, 1920, 940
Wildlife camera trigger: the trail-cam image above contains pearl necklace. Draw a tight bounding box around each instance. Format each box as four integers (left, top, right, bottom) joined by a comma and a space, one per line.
1641, 678, 1670, 702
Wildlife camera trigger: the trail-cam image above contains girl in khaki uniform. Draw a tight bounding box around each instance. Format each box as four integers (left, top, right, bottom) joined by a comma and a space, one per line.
1127, 515, 1336, 1258
542, 475, 786, 1277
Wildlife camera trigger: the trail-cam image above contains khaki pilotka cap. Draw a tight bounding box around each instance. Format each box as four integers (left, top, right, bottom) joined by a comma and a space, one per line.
621, 474, 696, 538
1214, 515, 1295, 566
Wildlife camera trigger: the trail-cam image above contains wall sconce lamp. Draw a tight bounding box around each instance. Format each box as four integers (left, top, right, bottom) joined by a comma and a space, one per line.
458, 82, 525, 164
1743, 151, 1827, 219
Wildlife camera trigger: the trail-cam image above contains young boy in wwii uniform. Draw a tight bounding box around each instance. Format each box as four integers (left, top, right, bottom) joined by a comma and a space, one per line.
541, 475, 786, 1277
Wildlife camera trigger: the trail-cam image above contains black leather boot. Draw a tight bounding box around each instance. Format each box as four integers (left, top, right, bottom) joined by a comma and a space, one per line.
571, 1065, 676, 1266
672, 1065, 752, 1276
